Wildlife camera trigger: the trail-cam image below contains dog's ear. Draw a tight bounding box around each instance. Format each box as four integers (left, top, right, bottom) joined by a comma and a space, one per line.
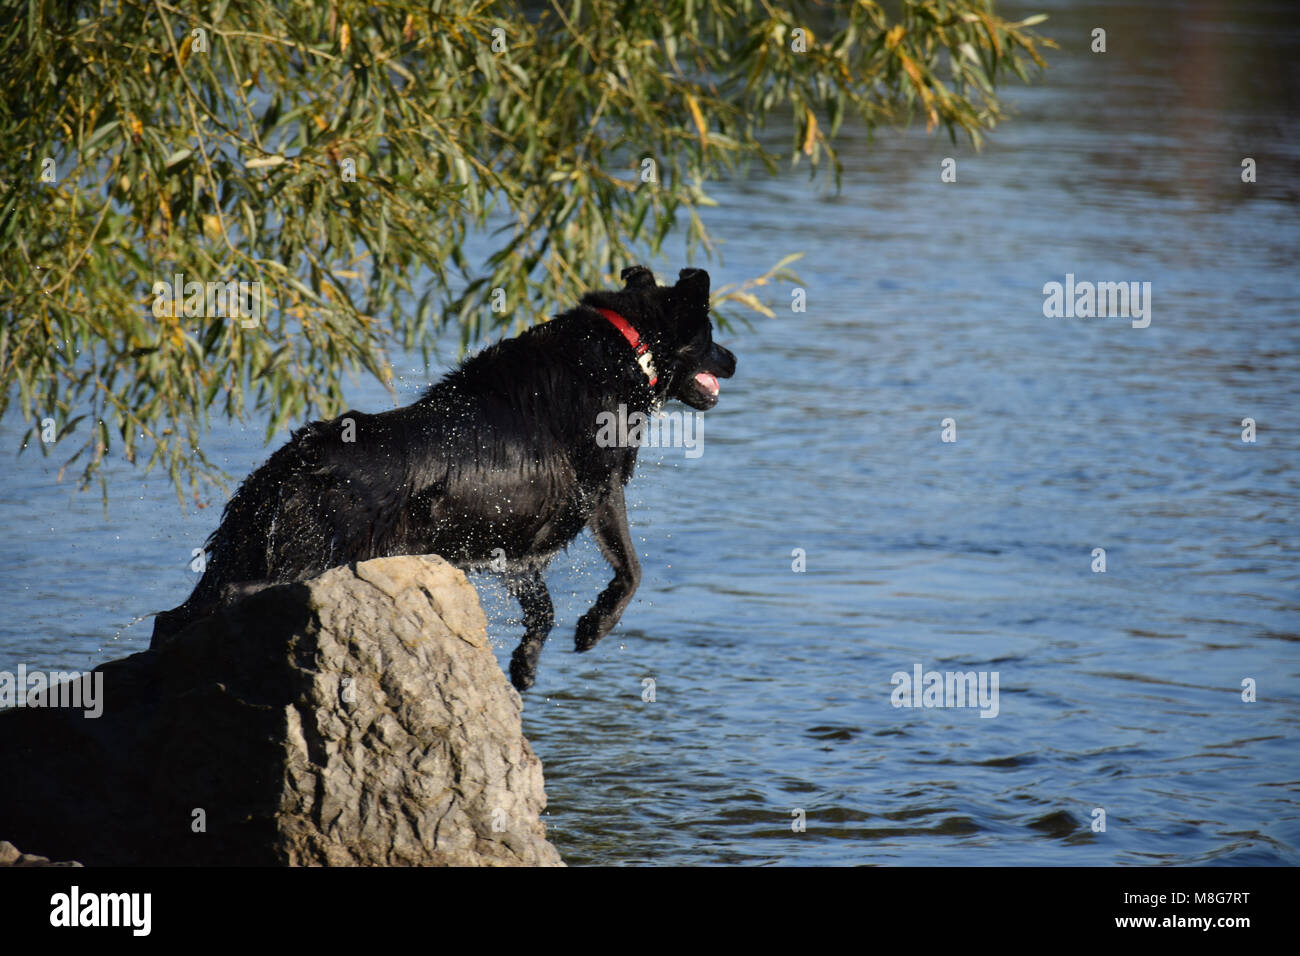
676, 267, 710, 302
621, 265, 658, 289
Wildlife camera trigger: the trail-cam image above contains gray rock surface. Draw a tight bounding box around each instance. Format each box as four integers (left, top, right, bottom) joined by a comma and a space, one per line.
0, 555, 562, 866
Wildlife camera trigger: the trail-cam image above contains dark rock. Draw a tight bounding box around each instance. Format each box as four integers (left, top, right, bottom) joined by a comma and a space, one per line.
0, 556, 562, 866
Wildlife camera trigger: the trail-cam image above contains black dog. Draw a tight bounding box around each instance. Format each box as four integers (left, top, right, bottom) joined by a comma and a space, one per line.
152, 266, 736, 690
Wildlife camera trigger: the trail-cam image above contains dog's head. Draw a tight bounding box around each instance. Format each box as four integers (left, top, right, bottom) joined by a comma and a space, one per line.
585, 265, 737, 410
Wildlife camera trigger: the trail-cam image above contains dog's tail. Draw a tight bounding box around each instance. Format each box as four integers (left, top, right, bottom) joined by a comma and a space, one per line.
151, 412, 419, 647
150, 421, 323, 647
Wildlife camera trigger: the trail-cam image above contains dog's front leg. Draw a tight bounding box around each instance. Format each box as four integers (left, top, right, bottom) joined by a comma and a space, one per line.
576, 483, 642, 653
506, 568, 554, 692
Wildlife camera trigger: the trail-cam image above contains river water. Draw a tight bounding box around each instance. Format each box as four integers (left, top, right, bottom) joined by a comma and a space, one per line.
2, 0, 1298, 865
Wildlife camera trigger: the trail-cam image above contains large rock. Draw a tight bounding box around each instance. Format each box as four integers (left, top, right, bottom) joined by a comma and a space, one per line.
0, 556, 562, 866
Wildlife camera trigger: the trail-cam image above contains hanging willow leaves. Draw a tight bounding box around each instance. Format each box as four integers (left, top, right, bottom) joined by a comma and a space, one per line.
0, 0, 1049, 506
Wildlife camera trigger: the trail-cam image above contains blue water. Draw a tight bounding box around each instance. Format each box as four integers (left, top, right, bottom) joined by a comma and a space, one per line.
2, 0, 1298, 865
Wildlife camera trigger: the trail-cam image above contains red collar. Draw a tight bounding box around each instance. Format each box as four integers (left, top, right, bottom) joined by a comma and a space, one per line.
596, 307, 658, 386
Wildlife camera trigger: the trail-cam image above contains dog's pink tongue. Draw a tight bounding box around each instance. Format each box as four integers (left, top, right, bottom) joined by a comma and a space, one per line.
694, 372, 720, 396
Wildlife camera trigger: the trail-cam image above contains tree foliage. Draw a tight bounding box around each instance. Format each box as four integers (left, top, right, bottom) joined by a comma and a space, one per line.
0, 0, 1048, 504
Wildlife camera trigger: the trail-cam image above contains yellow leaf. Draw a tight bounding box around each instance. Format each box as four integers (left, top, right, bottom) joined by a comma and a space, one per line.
178, 33, 193, 67
686, 93, 708, 148
802, 110, 818, 156
895, 48, 938, 130
726, 291, 774, 318
340, 22, 351, 53
977, 12, 1002, 56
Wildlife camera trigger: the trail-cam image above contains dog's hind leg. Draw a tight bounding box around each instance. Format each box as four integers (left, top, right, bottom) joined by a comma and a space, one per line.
575, 483, 642, 653
506, 568, 554, 692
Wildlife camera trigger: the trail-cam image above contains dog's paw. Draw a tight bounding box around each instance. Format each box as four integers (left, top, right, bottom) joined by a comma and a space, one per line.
509, 642, 540, 691
574, 612, 609, 653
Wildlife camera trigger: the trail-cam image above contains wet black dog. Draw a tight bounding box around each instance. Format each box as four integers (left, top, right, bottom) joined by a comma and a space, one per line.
152, 266, 736, 690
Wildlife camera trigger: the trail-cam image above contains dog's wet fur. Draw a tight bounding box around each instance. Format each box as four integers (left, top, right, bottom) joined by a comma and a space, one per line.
152, 266, 736, 690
